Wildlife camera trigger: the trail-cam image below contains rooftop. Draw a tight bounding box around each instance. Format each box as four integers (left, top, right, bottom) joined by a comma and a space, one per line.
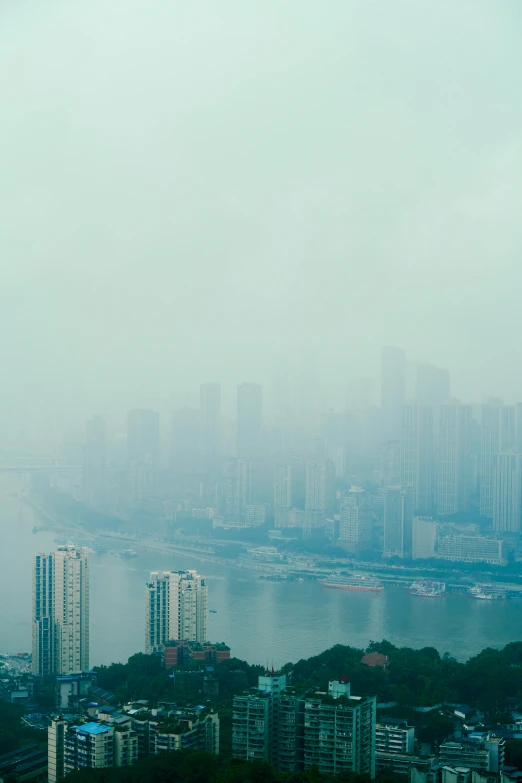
73, 722, 111, 735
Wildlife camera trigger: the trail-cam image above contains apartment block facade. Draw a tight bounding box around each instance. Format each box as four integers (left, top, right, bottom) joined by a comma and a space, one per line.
233, 674, 376, 776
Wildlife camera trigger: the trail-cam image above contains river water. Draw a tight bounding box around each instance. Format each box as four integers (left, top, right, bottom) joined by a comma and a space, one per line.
1, 476, 522, 668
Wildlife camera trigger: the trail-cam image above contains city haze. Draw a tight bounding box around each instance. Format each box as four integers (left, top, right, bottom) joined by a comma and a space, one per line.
2, 0, 522, 437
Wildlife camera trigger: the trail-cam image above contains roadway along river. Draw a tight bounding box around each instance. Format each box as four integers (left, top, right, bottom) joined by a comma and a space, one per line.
1, 477, 522, 667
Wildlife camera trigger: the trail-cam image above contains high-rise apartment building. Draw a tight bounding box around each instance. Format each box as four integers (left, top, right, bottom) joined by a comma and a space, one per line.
32, 546, 89, 676
480, 401, 516, 518
126, 409, 160, 466
145, 570, 208, 654
302, 680, 376, 777
200, 383, 221, 477
383, 486, 413, 558
233, 675, 375, 776
237, 383, 263, 458
339, 486, 372, 555
493, 452, 522, 534
400, 404, 435, 514
381, 346, 406, 442
437, 400, 472, 516
274, 463, 292, 510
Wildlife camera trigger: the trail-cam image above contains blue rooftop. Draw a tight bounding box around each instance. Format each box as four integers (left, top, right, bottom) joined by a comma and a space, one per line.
74, 722, 110, 735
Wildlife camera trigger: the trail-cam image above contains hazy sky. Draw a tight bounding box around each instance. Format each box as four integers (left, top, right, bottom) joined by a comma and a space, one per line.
1, 0, 522, 423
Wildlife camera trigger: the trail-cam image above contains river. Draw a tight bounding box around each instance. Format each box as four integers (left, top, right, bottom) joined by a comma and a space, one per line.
1, 475, 522, 668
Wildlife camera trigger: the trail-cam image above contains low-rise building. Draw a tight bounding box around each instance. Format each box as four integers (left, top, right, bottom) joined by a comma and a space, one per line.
56, 670, 98, 710
437, 536, 506, 565
376, 718, 415, 754
439, 735, 505, 773
163, 640, 230, 668
0, 744, 47, 783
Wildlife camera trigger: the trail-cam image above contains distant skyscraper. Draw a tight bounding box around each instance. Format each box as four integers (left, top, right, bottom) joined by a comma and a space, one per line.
480, 402, 516, 518
82, 416, 107, 505
305, 460, 335, 522
381, 346, 406, 442
200, 383, 221, 477
32, 546, 89, 676
339, 487, 372, 555
383, 486, 413, 558
415, 363, 450, 407
171, 407, 200, 477
226, 458, 255, 523
493, 452, 522, 534
127, 409, 160, 466
437, 400, 472, 516
400, 404, 435, 514
237, 383, 263, 458
274, 464, 292, 510
145, 570, 208, 654
379, 440, 401, 486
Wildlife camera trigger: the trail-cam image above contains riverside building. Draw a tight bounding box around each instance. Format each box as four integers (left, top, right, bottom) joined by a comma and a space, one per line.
145, 570, 208, 654
32, 546, 89, 676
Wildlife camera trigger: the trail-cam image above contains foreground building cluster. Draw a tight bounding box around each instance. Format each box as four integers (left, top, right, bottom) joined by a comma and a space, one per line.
232, 673, 376, 776
48, 702, 219, 782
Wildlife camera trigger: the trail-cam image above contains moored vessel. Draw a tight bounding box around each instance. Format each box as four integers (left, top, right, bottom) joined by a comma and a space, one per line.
408, 579, 447, 597
320, 574, 383, 591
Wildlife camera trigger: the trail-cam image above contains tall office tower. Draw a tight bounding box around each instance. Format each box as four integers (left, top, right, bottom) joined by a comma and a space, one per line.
225, 458, 255, 523
82, 416, 107, 505
345, 406, 381, 475
32, 546, 89, 676
305, 460, 335, 522
493, 452, 522, 534
339, 486, 373, 555
274, 463, 292, 509
516, 404, 522, 453
145, 570, 208, 654
415, 363, 450, 407
126, 409, 160, 466
381, 346, 406, 443
383, 486, 413, 558
200, 383, 221, 477
437, 400, 472, 516
400, 404, 435, 514
379, 440, 401, 486
480, 401, 516, 518
170, 407, 200, 477
237, 383, 263, 458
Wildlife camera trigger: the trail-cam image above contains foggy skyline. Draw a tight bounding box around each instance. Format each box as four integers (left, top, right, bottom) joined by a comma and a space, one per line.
2, 0, 522, 426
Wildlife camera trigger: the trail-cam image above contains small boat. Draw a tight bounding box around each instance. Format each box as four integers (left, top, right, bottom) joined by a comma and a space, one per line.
408, 580, 447, 597
118, 549, 138, 558
467, 584, 508, 600
209, 609, 217, 614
